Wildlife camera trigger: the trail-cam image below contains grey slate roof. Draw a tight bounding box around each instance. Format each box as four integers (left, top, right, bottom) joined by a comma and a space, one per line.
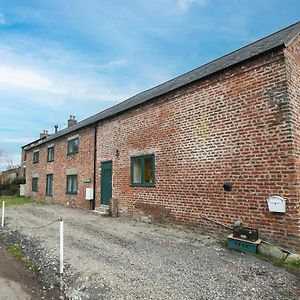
25, 21, 300, 149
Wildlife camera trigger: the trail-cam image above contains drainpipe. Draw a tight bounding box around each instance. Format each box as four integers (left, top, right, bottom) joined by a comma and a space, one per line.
92, 123, 97, 210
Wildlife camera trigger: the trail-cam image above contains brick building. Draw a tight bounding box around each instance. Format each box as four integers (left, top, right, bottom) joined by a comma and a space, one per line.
22, 22, 300, 251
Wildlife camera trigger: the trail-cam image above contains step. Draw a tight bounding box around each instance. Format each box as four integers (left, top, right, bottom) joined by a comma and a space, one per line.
93, 205, 110, 216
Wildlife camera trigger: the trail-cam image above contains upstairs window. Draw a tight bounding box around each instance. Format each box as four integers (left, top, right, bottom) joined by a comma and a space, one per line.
33, 151, 39, 164
46, 174, 53, 196
66, 175, 78, 194
47, 147, 54, 162
67, 137, 79, 155
131, 154, 155, 186
32, 177, 38, 192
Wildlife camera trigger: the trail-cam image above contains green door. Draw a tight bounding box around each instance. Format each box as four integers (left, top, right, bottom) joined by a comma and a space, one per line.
101, 161, 112, 206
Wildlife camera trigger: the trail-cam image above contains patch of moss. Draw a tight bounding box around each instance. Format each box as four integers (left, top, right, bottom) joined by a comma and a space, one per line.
284, 259, 300, 275
6, 244, 37, 271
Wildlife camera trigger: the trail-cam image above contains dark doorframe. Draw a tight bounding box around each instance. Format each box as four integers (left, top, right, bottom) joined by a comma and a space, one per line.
100, 161, 112, 206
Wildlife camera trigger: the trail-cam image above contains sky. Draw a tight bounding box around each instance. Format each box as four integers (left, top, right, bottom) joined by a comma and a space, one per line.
0, 0, 299, 170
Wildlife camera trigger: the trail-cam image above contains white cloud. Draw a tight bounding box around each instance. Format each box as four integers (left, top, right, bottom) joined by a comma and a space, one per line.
177, 0, 207, 12
0, 64, 64, 94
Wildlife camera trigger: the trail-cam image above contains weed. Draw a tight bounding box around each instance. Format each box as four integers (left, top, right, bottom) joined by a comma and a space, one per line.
0, 196, 48, 207
6, 244, 37, 271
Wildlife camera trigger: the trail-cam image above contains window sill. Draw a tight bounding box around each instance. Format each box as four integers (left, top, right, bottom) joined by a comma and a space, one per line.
66, 191, 78, 194
47, 160, 54, 163
33, 162, 39, 164
45, 194, 52, 196
130, 183, 156, 187
67, 152, 78, 156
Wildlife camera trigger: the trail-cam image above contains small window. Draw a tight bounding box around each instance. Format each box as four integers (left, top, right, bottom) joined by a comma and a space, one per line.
131, 155, 155, 186
32, 177, 38, 192
47, 147, 54, 162
67, 138, 79, 155
46, 174, 53, 196
66, 175, 78, 194
33, 151, 39, 164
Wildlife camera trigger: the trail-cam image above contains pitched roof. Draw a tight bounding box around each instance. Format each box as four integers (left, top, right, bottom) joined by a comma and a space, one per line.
25, 21, 300, 149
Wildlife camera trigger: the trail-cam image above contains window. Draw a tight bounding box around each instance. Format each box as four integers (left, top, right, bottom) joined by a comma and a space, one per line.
67, 138, 79, 155
33, 151, 39, 164
47, 147, 54, 162
66, 175, 78, 194
131, 154, 155, 186
46, 174, 53, 196
32, 177, 38, 192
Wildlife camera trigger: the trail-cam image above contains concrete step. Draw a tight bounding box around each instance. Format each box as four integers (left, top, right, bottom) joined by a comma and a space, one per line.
93, 205, 110, 216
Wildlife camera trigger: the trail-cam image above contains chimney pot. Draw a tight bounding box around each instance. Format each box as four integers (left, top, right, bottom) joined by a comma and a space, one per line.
68, 115, 77, 127
40, 130, 49, 139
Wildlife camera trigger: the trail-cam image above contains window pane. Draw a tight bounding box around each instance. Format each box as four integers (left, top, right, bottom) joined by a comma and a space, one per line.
67, 176, 72, 192
67, 175, 77, 193
73, 176, 78, 192
33, 152, 39, 163
144, 157, 154, 183
73, 139, 79, 153
47, 148, 54, 161
46, 175, 53, 195
68, 138, 79, 154
32, 178, 38, 191
133, 159, 142, 183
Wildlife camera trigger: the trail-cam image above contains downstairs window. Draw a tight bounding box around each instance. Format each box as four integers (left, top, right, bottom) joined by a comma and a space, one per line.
131, 154, 155, 186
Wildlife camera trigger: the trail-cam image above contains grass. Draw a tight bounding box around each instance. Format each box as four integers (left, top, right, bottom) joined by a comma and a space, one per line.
0, 196, 48, 207
6, 243, 37, 271
223, 239, 300, 275
255, 252, 300, 275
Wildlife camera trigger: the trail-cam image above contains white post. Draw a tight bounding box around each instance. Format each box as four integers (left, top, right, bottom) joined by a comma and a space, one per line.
1, 201, 5, 228
59, 219, 64, 275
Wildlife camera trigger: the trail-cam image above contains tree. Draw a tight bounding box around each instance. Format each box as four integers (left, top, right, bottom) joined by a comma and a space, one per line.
0, 149, 19, 171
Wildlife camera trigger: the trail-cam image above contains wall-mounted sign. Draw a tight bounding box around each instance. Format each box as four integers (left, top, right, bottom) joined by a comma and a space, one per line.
83, 178, 91, 183
267, 196, 286, 213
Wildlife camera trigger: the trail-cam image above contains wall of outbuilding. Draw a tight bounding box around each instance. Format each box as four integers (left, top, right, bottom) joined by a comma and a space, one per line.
95, 47, 300, 251
283, 34, 300, 250
23, 40, 300, 252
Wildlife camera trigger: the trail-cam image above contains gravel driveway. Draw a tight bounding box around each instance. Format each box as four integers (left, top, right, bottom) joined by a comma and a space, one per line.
2, 204, 300, 299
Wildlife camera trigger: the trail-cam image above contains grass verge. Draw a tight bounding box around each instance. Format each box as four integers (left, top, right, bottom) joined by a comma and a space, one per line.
0, 196, 48, 207
6, 244, 37, 271
255, 252, 300, 275
223, 240, 300, 275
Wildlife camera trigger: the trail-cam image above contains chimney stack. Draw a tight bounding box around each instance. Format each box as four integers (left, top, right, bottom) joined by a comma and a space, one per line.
40, 130, 49, 139
68, 115, 77, 127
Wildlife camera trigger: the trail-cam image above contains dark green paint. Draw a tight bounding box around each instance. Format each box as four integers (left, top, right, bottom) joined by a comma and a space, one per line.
101, 161, 112, 205
130, 154, 155, 187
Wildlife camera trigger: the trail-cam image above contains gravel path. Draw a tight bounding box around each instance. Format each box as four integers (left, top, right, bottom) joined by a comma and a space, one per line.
2, 204, 300, 299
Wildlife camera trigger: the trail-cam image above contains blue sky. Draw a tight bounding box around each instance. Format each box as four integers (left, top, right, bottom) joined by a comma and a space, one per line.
0, 0, 299, 169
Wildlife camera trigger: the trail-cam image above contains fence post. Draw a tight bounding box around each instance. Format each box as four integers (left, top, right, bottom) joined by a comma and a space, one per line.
1, 201, 5, 228
59, 218, 64, 275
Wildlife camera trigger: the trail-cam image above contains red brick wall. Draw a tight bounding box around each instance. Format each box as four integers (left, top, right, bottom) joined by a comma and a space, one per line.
24, 40, 300, 251
95, 47, 300, 251
26, 126, 95, 209
283, 35, 300, 250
